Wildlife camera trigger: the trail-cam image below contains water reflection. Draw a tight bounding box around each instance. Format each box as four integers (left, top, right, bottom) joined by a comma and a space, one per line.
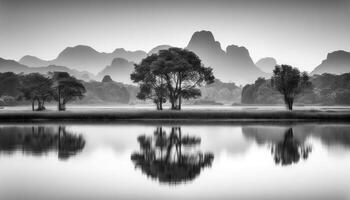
242, 125, 350, 166
0, 124, 350, 200
271, 128, 312, 166
131, 126, 214, 184
0, 125, 85, 160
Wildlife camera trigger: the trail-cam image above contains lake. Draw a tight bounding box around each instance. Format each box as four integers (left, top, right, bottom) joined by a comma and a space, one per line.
0, 123, 349, 200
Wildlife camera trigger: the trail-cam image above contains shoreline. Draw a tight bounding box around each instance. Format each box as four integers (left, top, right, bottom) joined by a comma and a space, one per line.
0, 110, 350, 122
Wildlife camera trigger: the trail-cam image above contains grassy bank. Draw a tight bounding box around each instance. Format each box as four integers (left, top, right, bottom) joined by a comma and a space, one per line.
0, 110, 350, 122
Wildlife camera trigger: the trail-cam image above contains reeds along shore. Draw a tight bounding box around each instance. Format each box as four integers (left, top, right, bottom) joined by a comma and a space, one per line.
0, 110, 350, 122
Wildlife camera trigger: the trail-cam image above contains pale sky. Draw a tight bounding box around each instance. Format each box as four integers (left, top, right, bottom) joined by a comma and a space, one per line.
0, 0, 350, 71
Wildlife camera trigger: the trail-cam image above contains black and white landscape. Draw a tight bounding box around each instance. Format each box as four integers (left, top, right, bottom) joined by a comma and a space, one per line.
0, 0, 350, 200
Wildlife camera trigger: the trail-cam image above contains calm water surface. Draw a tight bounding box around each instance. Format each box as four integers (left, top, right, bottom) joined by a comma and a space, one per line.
0, 123, 349, 200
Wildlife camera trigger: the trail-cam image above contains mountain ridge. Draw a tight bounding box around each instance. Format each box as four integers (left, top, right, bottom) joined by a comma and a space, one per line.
0, 57, 94, 81
12, 31, 350, 84
186, 30, 268, 84
97, 57, 135, 84
311, 50, 350, 75
19, 45, 147, 74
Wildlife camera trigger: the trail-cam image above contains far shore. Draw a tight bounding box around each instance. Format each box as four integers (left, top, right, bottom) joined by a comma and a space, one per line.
0, 107, 350, 122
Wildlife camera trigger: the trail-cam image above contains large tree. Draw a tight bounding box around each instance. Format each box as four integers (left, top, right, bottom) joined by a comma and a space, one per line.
20, 73, 54, 111
51, 72, 86, 111
271, 65, 311, 110
131, 48, 215, 110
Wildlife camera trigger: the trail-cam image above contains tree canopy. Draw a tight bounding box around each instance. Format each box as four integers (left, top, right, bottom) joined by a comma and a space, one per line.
271, 65, 312, 110
20, 73, 54, 111
131, 48, 215, 110
51, 72, 86, 111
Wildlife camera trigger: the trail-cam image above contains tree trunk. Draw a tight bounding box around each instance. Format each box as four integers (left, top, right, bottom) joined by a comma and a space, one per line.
60, 102, 66, 111
58, 86, 64, 111
178, 82, 182, 110
159, 99, 163, 110
170, 97, 176, 110
289, 98, 294, 110
156, 101, 160, 110
36, 99, 41, 111
178, 94, 182, 110
36, 99, 45, 111
284, 96, 293, 111
32, 100, 35, 111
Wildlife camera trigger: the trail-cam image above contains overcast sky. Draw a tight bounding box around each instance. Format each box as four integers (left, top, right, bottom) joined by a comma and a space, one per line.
0, 0, 349, 71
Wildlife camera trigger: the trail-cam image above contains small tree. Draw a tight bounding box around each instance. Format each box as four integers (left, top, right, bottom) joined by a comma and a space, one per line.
20, 73, 54, 111
131, 54, 168, 110
271, 65, 311, 110
51, 72, 86, 111
136, 83, 168, 110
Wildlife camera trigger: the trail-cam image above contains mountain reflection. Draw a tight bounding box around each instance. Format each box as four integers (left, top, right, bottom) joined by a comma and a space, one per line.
131, 127, 214, 184
271, 128, 312, 166
0, 125, 85, 160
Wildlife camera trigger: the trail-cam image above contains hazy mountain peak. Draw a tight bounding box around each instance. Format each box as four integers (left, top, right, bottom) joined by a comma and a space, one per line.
191, 30, 215, 41
0, 57, 28, 69
102, 75, 114, 83
256, 57, 277, 73
226, 45, 250, 57
57, 45, 100, 58
187, 30, 223, 52
225, 45, 256, 68
97, 57, 134, 84
111, 48, 147, 63
326, 50, 350, 61
0, 57, 21, 65
185, 31, 267, 84
113, 48, 126, 53
148, 45, 172, 55
20, 55, 43, 61
311, 50, 350, 75
111, 57, 129, 66
113, 48, 146, 54
19, 55, 48, 67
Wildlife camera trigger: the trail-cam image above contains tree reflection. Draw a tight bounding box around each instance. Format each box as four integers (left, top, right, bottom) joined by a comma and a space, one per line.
0, 125, 85, 160
271, 128, 312, 166
57, 126, 85, 160
131, 127, 214, 184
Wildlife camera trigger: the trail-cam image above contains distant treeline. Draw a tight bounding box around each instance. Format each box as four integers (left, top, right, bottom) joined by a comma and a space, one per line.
200, 79, 241, 103
0, 72, 237, 107
241, 73, 350, 105
0, 72, 135, 106
1, 71, 349, 107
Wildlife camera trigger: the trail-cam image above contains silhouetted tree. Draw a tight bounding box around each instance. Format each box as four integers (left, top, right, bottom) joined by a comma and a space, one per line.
271, 65, 311, 110
51, 72, 86, 111
131, 126, 214, 184
137, 83, 168, 110
131, 48, 215, 110
20, 73, 54, 111
131, 54, 168, 110
271, 128, 312, 166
